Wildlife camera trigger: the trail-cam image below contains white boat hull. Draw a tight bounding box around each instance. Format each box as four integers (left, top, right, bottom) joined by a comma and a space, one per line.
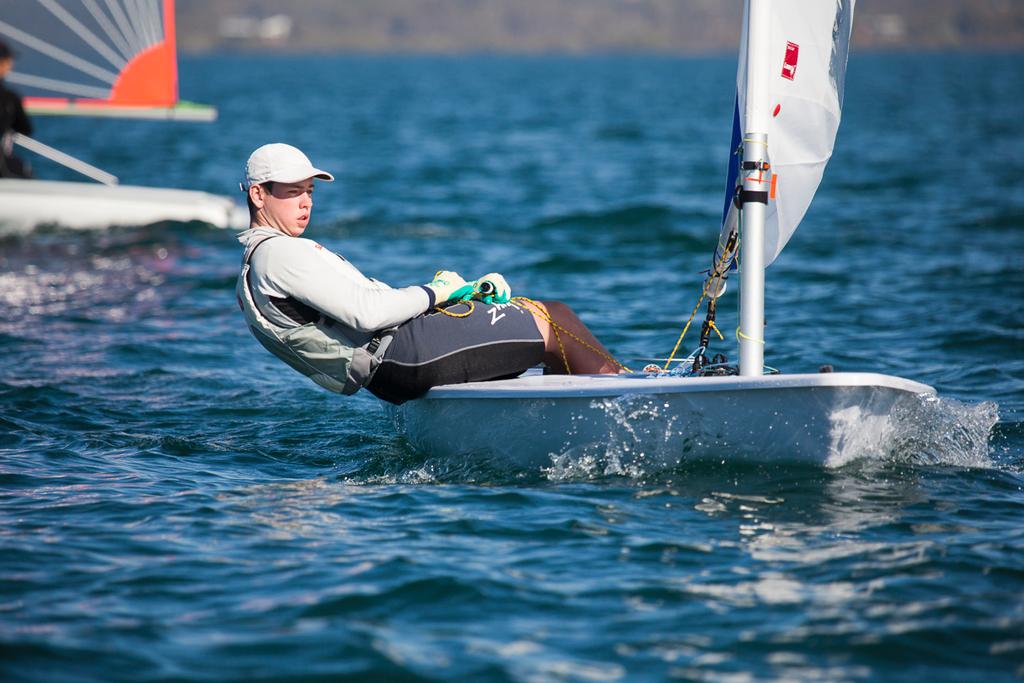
0, 179, 247, 233
387, 372, 936, 469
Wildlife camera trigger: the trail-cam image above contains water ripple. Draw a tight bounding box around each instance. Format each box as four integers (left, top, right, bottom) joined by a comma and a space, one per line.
1, 54, 1022, 683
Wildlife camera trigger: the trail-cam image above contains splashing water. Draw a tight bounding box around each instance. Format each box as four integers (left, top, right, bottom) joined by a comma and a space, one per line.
541, 392, 999, 482
2, 54, 1021, 683
886, 395, 1000, 469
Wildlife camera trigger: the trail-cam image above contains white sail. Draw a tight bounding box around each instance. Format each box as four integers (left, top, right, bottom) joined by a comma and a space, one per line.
712, 0, 854, 280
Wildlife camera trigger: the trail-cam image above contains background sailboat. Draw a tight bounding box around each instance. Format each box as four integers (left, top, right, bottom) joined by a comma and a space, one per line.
0, 0, 244, 232
388, 0, 938, 468
1, 0, 214, 120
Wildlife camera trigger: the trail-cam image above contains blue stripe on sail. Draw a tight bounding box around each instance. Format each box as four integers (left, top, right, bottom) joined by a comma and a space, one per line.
721, 96, 741, 226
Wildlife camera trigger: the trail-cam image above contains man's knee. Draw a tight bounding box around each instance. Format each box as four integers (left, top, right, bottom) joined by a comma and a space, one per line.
539, 300, 571, 321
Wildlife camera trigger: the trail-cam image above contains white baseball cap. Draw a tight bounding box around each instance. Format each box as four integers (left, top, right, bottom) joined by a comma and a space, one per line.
242, 143, 334, 191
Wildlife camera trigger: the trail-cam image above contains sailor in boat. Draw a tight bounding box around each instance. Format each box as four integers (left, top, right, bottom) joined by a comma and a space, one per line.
0, 39, 32, 179
237, 143, 618, 404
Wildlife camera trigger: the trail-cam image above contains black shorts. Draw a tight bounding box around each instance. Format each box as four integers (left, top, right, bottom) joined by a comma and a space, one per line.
366, 300, 545, 405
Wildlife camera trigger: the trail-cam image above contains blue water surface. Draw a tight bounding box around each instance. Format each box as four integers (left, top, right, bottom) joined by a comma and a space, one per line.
1, 53, 1022, 682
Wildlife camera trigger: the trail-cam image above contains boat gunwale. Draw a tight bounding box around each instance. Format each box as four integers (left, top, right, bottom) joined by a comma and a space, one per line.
411, 372, 936, 401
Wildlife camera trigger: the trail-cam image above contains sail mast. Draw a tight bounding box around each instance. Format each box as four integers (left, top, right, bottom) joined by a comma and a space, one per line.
738, 0, 772, 376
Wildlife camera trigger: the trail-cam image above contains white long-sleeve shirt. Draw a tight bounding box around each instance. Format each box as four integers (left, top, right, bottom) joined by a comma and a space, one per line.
238, 227, 434, 346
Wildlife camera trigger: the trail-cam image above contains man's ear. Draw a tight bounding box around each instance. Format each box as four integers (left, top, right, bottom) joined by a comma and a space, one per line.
248, 184, 265, 209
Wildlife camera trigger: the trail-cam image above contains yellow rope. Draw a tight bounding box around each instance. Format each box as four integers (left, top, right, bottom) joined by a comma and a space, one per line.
437, 157, 755, 376
661, 292, 709, 372
514, 297, 633, 374
434, 231, 737, 376
433, 301, 475, 318
434, 296, 633, 374
735, 326, 764, 344
661, 241, 736, 371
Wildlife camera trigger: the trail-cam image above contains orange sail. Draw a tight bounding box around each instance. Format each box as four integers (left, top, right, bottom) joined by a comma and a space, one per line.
2, 0, 214, 121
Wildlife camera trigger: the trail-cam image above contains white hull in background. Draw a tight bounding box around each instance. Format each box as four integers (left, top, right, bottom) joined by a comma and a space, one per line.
0, 179, 246, 233
388, 372, 936, 469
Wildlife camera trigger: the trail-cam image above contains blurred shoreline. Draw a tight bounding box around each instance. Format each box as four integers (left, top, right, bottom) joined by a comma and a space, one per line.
175, 0, 1024, 54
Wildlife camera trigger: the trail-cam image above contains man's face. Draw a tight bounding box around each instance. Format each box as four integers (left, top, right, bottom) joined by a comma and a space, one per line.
250, 179, 315, 236
0, 58, 13, 79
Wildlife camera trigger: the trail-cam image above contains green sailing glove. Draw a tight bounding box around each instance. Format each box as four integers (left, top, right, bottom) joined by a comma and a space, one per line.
426, 270, 475, 305
471, 272, 512, 304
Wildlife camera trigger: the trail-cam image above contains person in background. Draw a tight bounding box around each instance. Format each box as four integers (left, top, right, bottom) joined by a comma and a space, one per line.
236, 143, 620, 404
0, 39, 33, 179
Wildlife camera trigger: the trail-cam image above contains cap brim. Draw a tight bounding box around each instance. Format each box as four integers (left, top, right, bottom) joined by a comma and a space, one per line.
265, 164, 334, 184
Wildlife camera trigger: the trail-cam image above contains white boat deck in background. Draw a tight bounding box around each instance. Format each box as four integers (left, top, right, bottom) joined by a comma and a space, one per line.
0, 178, 247, 234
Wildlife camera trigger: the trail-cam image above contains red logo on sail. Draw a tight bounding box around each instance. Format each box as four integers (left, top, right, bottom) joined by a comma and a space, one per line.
781, 41, 799, 80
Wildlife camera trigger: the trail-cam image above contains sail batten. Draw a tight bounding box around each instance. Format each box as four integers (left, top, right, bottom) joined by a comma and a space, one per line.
102, 0, 144, 56
6, 73, 112, 100
0, 19, 120, 84
83, 0, 135, 63
39, 0, 127, 71
100, 0, 139, 57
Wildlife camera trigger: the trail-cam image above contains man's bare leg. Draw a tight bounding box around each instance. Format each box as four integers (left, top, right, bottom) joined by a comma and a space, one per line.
522, 300, 620, 374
